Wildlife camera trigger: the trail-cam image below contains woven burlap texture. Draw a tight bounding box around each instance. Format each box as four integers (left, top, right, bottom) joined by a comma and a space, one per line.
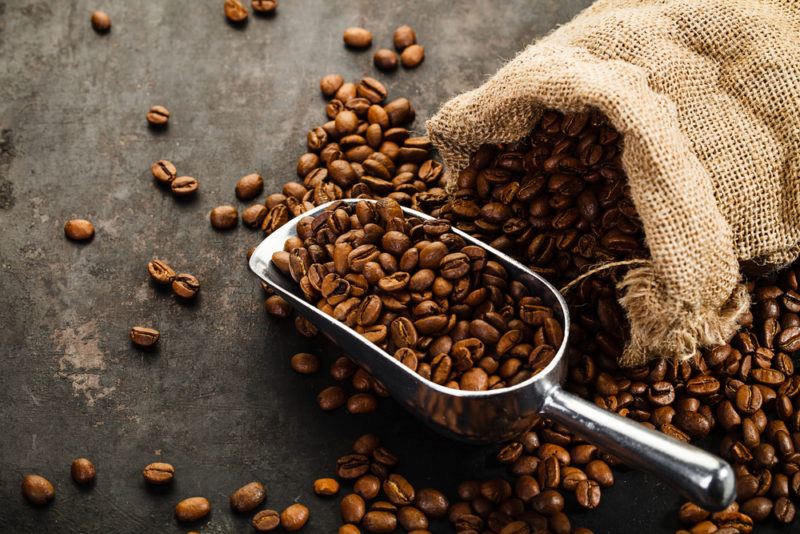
427, 0, 800, 366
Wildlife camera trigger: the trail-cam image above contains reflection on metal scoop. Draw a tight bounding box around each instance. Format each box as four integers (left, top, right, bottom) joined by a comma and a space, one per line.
249, 198, 735, 510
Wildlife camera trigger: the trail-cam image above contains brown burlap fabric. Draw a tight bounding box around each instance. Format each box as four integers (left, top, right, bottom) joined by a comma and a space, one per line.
427, 0, 800, 366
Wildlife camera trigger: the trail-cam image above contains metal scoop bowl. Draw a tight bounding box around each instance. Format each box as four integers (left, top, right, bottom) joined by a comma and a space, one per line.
249, 198, 735, 510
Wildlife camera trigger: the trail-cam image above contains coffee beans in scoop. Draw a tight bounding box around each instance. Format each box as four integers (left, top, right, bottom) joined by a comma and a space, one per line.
271, 198, 562, 390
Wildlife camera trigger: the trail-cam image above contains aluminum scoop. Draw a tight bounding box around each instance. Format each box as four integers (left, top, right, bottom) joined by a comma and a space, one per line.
249, 198, 735, 510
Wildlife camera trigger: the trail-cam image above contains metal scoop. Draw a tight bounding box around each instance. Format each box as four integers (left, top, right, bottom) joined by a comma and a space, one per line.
249, 198, 735, 510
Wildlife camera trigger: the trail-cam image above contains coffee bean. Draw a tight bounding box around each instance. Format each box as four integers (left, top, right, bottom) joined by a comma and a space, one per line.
172, 273, 200, 299
354, 474, 381, 500
774, 496, 796, 523
393, 25, 416, 51
70, 458, 96, 485
265, 295, 291, 317
362, 510, 397, 533
320, 74, 344, 97
230, 481, 266, 512
413, 487, 448, 518
338, 525, 360, 534
383, 473, 415, 505
532, 489, 564, 516
243, 204, 268, 228
290, 352, 319, 374
374, 49, 398, 72
318, 385, 347, 410
21, 474, 55, 506
146, 105, 170, 127
281, 503, 310, 531
235, 173, 264, 200
151, 159, 177, 184
224, 0, 249, 22
210, 205, 238, 230
252, 509, 281, 532
585, 459, 613, 487
175, 496, 211, 522
313, 477, 339, 496
353, 433, 381, 455
90, 11, 111, 33
341, 493, 366, 523
171, 176, 199, 196
400, 44, 425, 68
251, 0, 277, 14
741, 497, 772, 523
130, 326, 160, 347
343, 27, 372, 49
575, 479, 601, 509
347, 393, 378, 414
143, 462, 174, 485
64, 219, 95, 241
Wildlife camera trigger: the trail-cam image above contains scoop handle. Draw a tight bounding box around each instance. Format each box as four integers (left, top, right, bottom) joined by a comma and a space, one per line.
541, 385, 735, 510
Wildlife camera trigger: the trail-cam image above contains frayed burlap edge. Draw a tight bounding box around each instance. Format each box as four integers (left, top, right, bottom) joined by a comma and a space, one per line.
617, 264, 750, 367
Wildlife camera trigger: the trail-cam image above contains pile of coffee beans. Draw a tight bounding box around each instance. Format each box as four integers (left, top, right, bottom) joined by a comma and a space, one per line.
271, 198, 563, 390
436, 110, 644, 286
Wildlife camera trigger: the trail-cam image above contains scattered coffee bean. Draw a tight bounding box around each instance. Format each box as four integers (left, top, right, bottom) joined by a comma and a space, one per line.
64, 219, 95, 241
21, 474, 55, 506
265, 294, 291, 317
236, 172, 264, 200
341, 493, 366, 523
147, 259, 176, 284
146, 105, 170, 127
374, 49, 398, 72
314, 477, 340, 496
171, 176, 199, 196
90, 11, 111, 33
400, 44, 424, 68
143, 462, 174, 485
343, 27, 372, 49
70, 457, 96, 485
230, 481, 266, 512
290, 352, 320, 374
172, 273, 200, 299
320, 74, 345, 97
252, 509, 281, 532
210, 205, 239, 230
224, 0, 249, 22
243, 204, 268, 228
251, 0, 277, 14
130, 326, 160, 348
175, 496, 211, 523
393, 25, 416, 51
151, 159, 177, 184
281, 503, 310, 531
318, 385, 347, 410
347, 393, 378, 414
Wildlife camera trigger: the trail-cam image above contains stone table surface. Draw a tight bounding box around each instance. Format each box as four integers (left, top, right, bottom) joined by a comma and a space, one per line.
0, 1, 777, 533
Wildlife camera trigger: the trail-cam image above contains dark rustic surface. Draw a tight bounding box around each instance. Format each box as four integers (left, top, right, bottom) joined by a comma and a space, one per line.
0, 1, 765, 533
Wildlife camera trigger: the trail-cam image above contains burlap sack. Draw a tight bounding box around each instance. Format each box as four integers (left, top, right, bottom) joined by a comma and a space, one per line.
427, 0, 800, 366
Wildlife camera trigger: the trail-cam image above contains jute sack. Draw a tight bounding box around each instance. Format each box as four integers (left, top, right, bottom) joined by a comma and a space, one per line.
427, 0, 800, 366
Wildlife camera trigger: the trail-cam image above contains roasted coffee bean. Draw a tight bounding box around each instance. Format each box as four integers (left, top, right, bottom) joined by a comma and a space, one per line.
236, 173, 264, 200
400, 44, 425, 68
774, 496, 796, 523
143, 462, 174, 485
21, 474, 55, 505
393, 25, 416, 51
70, 458, 96, 485
318, 386, 347, 410
383, 473, 415, 506
64, 219, 95, 241
414, 487, 449, 518
343, 27, 372, 49
243, 204, 268, 228
265, 295, 291, 317
251, 0, 277, 14
353, 433, 381, 455
175, 496, 211, 522
585, 460, 613, 487
374, 49, 399, 72
230, 481, 266, 512
171, 176, 199, 196
320, 74, 344, 97
172, 273, 200, 298
224, 0, 248, 22
347, 393, 378, 414
337, 454, 370, 479
575, 479, 601, 509
90, 11, 111, 32
290, 352, 319, 374
341, 493, 366, 523
314, 477, 340, 496
252, 509, 281, 532
210, 205, 238, 229
151, 159, 177, 184
281, 503, 310, 531
146, 105, 170, 126
355, 474, 382, 500
531, 489, 564, 516
741, 497, 772, 523
362, 510, 397, 533
130, 326, 159, 347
